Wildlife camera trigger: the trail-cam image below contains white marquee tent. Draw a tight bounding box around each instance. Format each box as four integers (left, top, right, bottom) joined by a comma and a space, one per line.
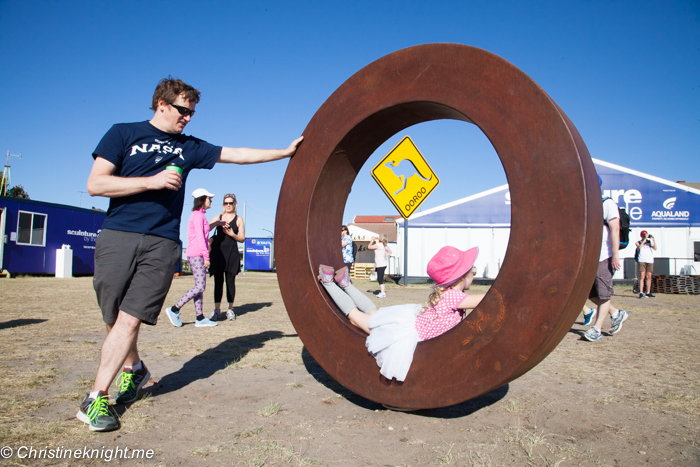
394, 159, 700, 280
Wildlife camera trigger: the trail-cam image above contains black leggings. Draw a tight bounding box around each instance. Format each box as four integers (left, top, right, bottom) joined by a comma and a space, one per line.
213, 271, 237, 305
376, 266, 386, 285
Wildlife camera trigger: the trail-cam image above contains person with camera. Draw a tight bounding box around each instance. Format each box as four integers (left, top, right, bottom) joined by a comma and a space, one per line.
635, 230, 658, 298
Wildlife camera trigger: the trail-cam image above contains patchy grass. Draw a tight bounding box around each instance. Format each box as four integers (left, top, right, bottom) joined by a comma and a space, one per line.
230, 441, 323, 466
257, 402, 282, 417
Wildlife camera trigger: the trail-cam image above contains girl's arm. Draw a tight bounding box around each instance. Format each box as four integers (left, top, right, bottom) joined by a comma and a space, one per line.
386, 247, 392, 256
209, 214, 222, 229
367, 239, 378, 250
458, 294, 485, 310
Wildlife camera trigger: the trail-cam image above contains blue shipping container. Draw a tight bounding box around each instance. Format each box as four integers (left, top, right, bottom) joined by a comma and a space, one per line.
0, 196, 106, 275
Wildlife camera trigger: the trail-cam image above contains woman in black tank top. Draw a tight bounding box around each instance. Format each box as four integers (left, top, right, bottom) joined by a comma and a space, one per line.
208, 193, 245, 321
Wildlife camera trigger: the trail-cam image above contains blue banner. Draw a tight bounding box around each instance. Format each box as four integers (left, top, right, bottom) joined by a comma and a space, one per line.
399, 160, 700, 228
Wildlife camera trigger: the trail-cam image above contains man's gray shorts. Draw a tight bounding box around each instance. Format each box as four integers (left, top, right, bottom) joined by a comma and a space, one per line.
589, 257, 614, 302
93, 229, 180, 326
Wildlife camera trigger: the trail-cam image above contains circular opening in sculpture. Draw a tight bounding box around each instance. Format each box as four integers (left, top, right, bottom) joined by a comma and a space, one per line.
343, 119, 509, 285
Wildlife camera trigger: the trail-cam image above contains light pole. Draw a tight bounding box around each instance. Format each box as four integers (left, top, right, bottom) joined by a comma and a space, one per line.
1, 150, 21, 196
262, 228, 273, 238
78, 190, 88, 207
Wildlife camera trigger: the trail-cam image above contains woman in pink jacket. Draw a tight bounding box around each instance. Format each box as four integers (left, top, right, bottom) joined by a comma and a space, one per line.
166, 188, 217, 328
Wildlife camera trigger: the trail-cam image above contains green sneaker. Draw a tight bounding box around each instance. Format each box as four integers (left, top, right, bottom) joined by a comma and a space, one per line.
114, 363, 150, 404
76, 391, 120, 432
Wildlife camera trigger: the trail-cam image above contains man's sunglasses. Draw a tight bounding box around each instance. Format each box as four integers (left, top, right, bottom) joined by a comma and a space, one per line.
170, 103, 196, 117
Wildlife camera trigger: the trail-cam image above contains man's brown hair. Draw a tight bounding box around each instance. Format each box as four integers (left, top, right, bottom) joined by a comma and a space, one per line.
150, 77, 201, 110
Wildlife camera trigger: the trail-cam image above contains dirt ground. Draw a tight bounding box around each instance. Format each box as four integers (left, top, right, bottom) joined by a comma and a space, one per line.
0, 272, 698, 466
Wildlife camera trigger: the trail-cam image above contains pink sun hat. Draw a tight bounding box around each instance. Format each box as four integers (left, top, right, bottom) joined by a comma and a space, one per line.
427, 246, 479, 287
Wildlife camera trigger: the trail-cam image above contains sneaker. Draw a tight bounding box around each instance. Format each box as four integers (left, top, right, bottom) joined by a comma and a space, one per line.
609, 310, 629, 334
226, 309, 236, 321
195, 316, 217, 327
639, 293, 645, 299
318, 264, 334, 284
76, 391, 120, 432
165, 307, 183, 327
209, 310, 223, 321
376, 292, 387, 298
583, 327, 602, 342
582, 307, 597, 326
334, 266, 351, 289
646, 293, 656, 298
114, 363, 151, 404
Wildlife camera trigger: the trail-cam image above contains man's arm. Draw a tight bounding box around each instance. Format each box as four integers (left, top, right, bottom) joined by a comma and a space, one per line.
87, 156, 182, 198
218, 137, 303, 165
608, 217, 621, 270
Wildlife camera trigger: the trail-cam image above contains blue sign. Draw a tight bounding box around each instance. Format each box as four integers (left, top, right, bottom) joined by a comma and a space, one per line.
596, 162, 699, 226
244, 238, 274, 271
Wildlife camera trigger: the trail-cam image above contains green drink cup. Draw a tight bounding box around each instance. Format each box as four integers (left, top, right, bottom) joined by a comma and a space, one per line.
165, 163, 183, 175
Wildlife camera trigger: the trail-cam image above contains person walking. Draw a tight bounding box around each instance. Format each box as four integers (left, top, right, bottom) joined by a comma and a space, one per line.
79, 77, 302, 432
584, 176, 630, 342
165, 189, 217, 328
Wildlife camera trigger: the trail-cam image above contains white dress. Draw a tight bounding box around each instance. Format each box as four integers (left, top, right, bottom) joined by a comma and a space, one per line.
365, 303, 422, 382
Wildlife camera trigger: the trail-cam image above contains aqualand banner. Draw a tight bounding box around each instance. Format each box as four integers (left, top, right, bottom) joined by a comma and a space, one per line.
398, 159, 700, 228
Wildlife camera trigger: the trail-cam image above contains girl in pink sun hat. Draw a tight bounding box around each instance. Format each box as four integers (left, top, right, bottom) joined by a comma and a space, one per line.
318, 245, 485, 382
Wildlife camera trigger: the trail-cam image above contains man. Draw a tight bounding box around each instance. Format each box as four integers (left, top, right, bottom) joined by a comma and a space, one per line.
77, 78, 302, 431
584, 176, 630, 342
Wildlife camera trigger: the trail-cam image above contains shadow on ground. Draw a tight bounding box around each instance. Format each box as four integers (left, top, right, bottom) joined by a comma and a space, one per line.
233, 301, 272, 317
0, 318, 48, 330
301, 347, 508, 418
143, 330, 291, 398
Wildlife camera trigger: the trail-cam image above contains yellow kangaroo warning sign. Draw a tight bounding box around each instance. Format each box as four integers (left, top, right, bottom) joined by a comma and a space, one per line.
371, 136, 439, 219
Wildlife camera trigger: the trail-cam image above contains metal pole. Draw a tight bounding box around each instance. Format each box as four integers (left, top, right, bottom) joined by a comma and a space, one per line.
2, 151, 21, 197
403, 218, 408, 286
241, 202, 246, 273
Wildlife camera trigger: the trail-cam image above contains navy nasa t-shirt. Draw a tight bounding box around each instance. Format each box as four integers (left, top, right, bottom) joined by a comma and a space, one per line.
93, 121, 222, 242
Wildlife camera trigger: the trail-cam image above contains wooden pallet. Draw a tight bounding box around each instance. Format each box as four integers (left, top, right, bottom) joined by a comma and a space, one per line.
635, 275, 700, 295
351, 263, 374, 280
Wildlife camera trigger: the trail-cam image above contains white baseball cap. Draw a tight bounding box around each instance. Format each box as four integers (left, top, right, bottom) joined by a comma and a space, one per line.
192, 188, 215, 198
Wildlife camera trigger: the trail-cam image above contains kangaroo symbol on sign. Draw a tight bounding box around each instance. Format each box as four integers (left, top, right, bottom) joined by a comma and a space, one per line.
384, 159, 433, 195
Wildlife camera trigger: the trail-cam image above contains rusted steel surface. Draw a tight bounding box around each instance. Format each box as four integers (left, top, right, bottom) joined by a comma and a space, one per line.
275, 44, 602, 409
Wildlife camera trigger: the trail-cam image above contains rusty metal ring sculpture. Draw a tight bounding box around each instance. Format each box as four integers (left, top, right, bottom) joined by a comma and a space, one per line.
276, 44, 601, 410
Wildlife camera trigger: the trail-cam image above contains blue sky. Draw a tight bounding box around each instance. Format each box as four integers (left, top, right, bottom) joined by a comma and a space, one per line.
1, 1, 698, 242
